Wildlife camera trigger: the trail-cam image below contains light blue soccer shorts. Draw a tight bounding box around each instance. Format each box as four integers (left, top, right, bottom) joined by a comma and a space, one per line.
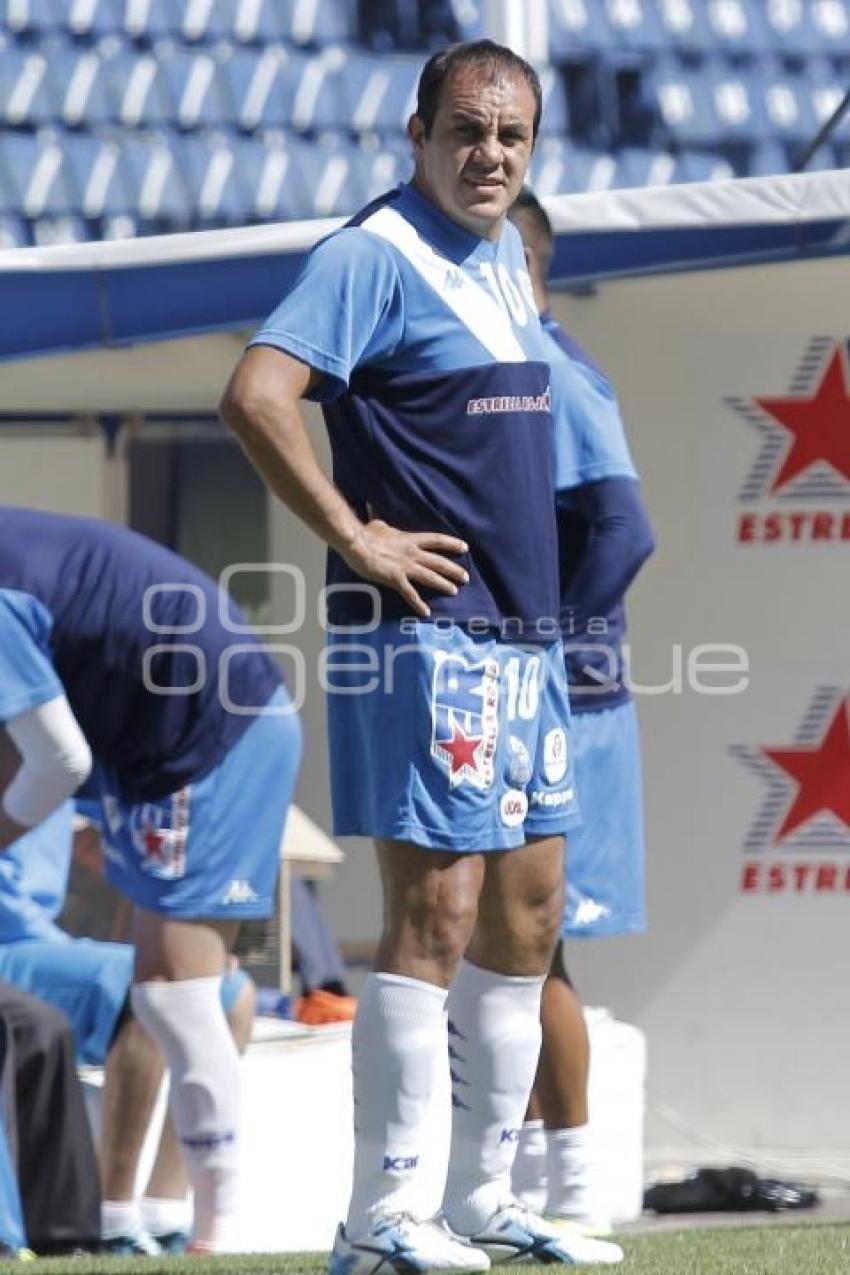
88, 685, 302, 919
563, 699, 646, 938
0, 939, 250, 1066
327, 620, 581, 851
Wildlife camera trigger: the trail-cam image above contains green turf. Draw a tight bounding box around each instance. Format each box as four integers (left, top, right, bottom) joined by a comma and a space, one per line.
5, 1225, 850, 1275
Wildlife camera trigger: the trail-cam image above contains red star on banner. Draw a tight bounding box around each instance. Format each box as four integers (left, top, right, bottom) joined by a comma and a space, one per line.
439, 722, 483, 777
762, 698, 850, 842
754, 348, 850, 492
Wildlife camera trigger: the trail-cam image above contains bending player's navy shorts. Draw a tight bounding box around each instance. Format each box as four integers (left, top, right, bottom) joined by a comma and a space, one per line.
0, 939, 249, 1066
88, 685, 302, 919
563, 700, 645, 938
327, 620, 581, 851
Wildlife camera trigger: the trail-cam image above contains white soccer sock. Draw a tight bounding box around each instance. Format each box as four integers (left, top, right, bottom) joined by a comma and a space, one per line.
130, 977, 241, 1251
141, 1195, 192, 1238
511, 1119, 548, 1214
345, 972, 448, 1239
442, 960, 545, 1235
101, 1199, 143, 1241
545, 1124, 595, 1223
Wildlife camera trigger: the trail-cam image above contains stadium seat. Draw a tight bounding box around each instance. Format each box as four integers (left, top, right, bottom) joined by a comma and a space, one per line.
157, 49, 230, 130
603, 0, 668, 53
0, 0, 54, 39
100, 48, 175, 127
361, 0, 464, 52
0, 213, 29, 246
218, 46, 312, 133
334, 51, 421, 134
229, 135, 309, 221
645, 57, 718, 146
175, 134, 249, 224
548, 0, 618, 61
762, 0, 850, 56
0, 46, 52, 126
60, 0, 123, 40
746, 138, 791, 174
539, 65, 571, 135
703, 0, 770, 55
672, 148, 735, 181
48, 44, 113, 128
805, 57, 850, 144
615, 145, 677, 185
0, 132, 78, 217
62, 132, 126, 218
756, 60, 820, 145
281, 0, 359, 47
112, 133, 193, 229
529, 138, 618, 194
704, 59, 770, 141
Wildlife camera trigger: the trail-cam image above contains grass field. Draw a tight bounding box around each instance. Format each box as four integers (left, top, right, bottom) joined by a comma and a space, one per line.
8, 1225, 850, 1275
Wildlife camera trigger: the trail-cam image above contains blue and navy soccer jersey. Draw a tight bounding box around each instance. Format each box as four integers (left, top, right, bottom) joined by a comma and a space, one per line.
0, 508, 282, 802
251, 182, 559, 639
542, 312, 653, 711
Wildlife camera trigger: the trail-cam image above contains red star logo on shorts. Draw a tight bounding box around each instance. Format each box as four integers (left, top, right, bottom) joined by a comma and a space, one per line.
762, 698, 850, 842
755, 347, 850, 492
142, 824, 167, 860
439, 722, 483, 777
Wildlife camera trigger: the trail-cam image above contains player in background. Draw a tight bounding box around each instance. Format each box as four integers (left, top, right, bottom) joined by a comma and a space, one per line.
508, 189, 654, 1232
0, 509, 302, 1253
222, 39, 622, 1272
0, 803, 256, 1254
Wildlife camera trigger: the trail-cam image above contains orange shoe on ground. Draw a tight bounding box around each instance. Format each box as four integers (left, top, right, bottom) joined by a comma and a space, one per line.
294, 988, 357, 1025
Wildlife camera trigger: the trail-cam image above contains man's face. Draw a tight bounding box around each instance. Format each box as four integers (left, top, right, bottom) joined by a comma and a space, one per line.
409, 65, 536, 240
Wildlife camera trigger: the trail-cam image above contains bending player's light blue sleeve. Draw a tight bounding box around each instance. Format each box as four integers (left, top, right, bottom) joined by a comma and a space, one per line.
249, 228, 404, 402
0, 590, 63, 723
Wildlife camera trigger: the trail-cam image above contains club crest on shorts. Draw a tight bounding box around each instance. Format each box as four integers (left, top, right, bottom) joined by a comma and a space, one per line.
130, 787, 191, 880
430, 651, 499, 790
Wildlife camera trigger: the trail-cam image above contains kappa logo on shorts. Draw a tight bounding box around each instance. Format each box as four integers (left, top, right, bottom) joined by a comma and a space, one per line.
130, 787, 191, 881
430, 652, 499, 790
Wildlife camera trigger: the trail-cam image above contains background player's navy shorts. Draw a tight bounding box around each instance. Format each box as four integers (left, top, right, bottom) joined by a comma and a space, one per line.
89, 685, 302, 919
327, 620, 581, 851
563, 699, 645, 938
0, 939, 249, 1066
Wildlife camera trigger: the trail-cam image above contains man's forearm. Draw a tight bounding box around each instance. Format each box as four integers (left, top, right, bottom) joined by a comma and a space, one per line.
225, 395, 365, 559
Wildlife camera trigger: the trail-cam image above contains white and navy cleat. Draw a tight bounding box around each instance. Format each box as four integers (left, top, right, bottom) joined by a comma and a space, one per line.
465, 1200, 623, 1266
329, 1213, 491, 1274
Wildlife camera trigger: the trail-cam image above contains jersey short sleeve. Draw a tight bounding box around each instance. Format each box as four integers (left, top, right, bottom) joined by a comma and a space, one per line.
249, 228, 405, 401
0, 589, 63, 723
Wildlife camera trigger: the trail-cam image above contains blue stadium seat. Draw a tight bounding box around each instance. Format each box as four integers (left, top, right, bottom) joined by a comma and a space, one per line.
157, 49, 229, 130
703, 0, 770, 56
548, 0, 618, 60
672, 148, 735, 181
219, 46, 311, 132
703, 60, 770, 141
175, 134, 249, 224
0, 132, 78, 217
230, 0, 283, 45
746, 138, 791, 174
333, 51, 421, 134
615, 145, 677, 185
0, 214, 29, 247
529, 137, 618, 194
113, 134, 192, 229
48, 44, 113, 128
281, 0, 359, 46
60, 0, 122, 40
0, 47, 52, 126
651, 0, 719, 54
806, 57, 850, 144
361, 0, 464, 51
0, 0, 55, 39
539, 65, 570, 135
646, 57, 718, 146
63, 132, 126, 218
762, 0, 850, 56
229, 135, 311, 220
100, 48, 174, 127
602, 0, 668, 53
757, 61, 820, 144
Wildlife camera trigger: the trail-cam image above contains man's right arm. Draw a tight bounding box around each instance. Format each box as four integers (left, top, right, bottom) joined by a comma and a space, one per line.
220, 346, 469, 618
0, 698, 92, 851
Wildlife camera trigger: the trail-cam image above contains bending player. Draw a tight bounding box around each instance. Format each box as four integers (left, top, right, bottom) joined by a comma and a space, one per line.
222, 39, 622, 1271
0, 508, 302, 1252
508, 190, 654, 1231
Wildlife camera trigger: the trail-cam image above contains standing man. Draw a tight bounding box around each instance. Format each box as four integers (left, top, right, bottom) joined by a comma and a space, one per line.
0, 508, 302, 1253
508, 190, 654, 1232
222, 39, 622, 1271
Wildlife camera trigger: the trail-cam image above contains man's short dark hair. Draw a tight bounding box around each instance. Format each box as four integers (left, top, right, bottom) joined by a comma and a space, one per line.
415, 40, 543, 140
509, 186, 554, 270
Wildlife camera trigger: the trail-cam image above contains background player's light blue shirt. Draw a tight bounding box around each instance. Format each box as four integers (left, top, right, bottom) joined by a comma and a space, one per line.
0, 805, 72, 944
0, 590, 63, 721
542, 314, 638, 491
251, 183, 561, 638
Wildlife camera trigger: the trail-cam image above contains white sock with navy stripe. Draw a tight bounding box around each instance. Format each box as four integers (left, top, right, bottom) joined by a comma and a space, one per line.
345, 972, 448, 1239
442, 960, 545, 1235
